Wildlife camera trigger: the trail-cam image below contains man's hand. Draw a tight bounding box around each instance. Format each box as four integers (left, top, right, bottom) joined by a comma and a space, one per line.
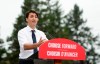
38, 37, 48, 47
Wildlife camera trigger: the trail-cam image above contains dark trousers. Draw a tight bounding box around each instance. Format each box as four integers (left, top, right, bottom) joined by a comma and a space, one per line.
19, 59, 34, 64
19, 52, 38, 64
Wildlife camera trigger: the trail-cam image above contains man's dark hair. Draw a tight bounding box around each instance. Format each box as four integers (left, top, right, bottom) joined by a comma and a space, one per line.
25, 10, 38, 18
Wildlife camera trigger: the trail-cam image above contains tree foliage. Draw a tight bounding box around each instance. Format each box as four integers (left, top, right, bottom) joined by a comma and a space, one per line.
5, 0, 99, 64
63, 4, 99, 64
6, 0, 64, 64
0, 38, 7, 64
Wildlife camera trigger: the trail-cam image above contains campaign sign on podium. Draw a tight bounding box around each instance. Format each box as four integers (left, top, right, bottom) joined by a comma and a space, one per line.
39, 38, 86, 60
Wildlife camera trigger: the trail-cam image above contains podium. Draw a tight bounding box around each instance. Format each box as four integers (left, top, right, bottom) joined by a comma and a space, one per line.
39, 38, 86, 64
54, 60, 62, 64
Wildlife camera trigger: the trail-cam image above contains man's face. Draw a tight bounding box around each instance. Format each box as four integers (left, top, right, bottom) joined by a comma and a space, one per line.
26, 12, 38, 28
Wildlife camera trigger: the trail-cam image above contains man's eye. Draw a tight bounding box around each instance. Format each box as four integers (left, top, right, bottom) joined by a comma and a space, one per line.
30, 15, 34, 18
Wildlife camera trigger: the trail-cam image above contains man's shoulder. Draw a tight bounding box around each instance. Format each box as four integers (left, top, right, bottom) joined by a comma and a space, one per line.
36, 29, 45, 34
18, 27, 27, 33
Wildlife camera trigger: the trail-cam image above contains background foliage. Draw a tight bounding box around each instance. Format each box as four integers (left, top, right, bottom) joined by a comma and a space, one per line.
0, 0, 100, 64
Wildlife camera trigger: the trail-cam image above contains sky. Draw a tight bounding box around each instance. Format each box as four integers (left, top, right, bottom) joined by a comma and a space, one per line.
0, 0, 100, 49
59, 0, 100, 36
0, 0, 100, 64
0, 0, 23, 40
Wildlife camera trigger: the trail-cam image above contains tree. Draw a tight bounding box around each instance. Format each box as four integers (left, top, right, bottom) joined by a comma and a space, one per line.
7, 0, 64, 64
0, 38, 7, 64
6, 0, 99, 64
0, 38, 4, 61
63, 4, 99, 64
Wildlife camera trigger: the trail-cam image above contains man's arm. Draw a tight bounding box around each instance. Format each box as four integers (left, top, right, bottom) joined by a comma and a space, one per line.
24, 37, 46, 50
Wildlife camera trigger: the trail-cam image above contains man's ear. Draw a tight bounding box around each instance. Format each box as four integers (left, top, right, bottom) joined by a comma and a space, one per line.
26, 18, 28, 22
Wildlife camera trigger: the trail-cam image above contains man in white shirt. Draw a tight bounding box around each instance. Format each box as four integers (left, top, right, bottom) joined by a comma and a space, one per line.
18, 10, 48, 64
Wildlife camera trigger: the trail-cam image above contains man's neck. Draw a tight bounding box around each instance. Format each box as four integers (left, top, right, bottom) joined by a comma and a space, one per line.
28, 25, 36, 30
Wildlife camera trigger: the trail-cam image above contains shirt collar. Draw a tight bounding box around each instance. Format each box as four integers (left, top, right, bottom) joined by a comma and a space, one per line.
26, 25, 37, 32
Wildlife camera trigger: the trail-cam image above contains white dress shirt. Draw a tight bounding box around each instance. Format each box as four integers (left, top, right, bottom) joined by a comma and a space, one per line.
18, 26, 48, 59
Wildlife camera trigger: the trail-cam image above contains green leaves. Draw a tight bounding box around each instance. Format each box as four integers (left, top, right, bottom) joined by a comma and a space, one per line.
4, 0, 99, 64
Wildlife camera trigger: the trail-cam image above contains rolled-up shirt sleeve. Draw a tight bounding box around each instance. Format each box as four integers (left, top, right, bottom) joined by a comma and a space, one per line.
18, 30, 28, 49
40, 31, 48, 40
